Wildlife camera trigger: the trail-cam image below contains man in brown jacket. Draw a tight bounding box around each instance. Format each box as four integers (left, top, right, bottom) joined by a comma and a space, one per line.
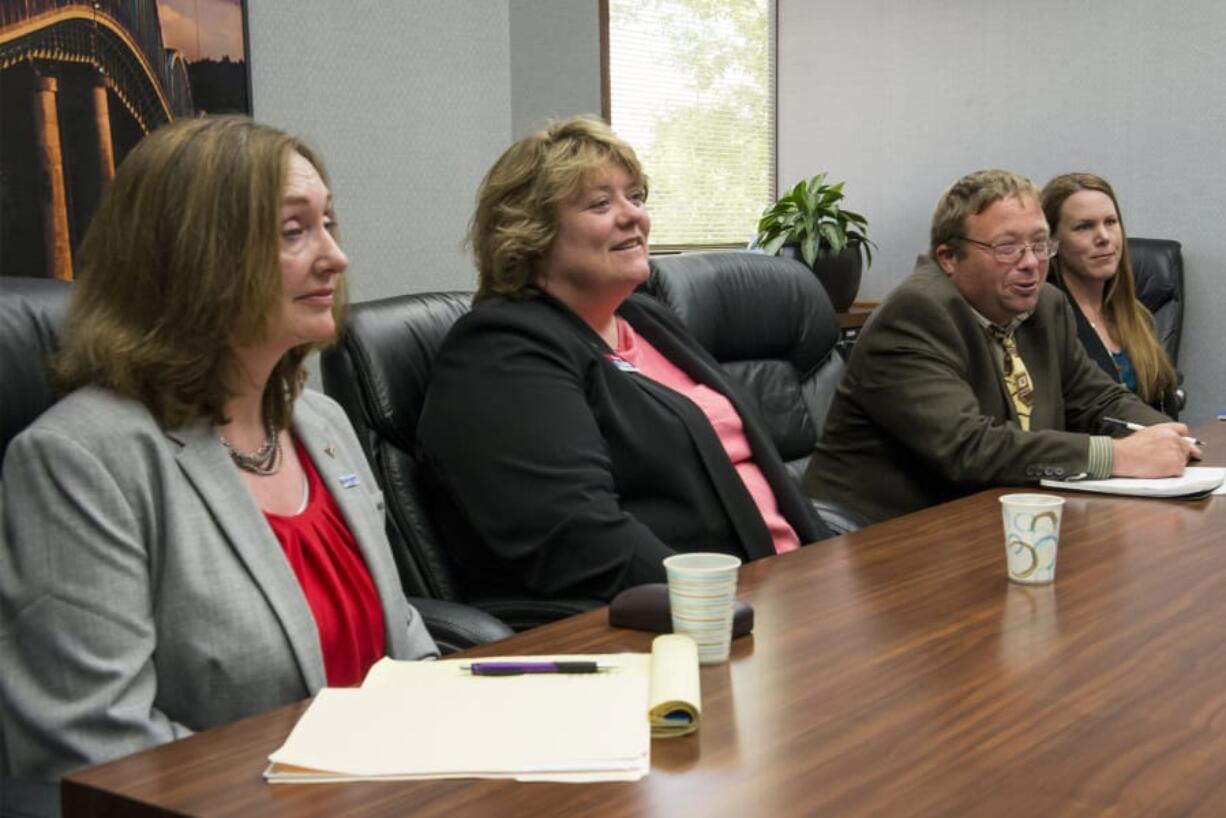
805, 169, 1196, 524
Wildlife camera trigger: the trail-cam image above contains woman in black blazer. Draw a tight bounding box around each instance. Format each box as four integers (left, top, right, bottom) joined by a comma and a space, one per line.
417, 117, 830, 602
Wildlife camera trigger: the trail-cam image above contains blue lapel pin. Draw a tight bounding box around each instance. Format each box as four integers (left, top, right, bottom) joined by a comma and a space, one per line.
605, 353, 639, 373
339, 474, 360, 489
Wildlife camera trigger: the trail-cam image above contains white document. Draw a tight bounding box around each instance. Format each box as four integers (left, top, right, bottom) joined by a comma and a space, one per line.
266, 653, 651, 784
1041, 466, 1226, 498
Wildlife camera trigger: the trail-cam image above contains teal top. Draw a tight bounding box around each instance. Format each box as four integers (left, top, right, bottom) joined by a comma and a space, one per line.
1111, 349, 1138, 392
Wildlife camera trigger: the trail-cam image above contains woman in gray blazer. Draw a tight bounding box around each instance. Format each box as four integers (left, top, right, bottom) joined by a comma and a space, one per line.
0, 117, 437, 817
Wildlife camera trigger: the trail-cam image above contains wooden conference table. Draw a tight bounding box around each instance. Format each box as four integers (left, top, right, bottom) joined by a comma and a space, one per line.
64, 422, 1226, 817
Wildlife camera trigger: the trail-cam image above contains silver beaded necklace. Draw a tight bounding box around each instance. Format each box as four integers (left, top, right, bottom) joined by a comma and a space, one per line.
220, 420, 283, 475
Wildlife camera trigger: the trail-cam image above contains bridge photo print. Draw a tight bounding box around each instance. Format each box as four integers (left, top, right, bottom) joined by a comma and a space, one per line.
0, 0, 252, 281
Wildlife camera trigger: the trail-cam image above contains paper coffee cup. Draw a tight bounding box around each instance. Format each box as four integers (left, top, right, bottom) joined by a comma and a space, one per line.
663, 553, 741, 664
999, 493, 1065, 584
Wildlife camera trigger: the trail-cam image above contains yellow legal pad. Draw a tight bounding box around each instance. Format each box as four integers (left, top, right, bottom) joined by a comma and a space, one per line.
264, 634, 700, 784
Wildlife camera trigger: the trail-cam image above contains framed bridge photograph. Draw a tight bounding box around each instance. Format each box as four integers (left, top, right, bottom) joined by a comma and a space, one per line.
0, 0, 252, 281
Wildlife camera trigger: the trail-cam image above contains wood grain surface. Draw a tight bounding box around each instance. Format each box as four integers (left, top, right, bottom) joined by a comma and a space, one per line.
63, 422, 1226, 817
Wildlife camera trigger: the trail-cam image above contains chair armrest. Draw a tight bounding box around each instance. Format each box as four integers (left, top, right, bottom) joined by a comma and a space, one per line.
472, 596, 604, 632
407, 596, 515, 655
810, 498, 870, 536
1159, 383, 1186, 420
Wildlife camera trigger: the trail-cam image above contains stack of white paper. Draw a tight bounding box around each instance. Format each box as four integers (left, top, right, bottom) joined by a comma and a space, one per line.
1041, 466, 1226, 498
266, 653, 653, 783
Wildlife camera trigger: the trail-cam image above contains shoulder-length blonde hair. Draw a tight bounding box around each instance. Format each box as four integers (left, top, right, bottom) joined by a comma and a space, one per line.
469, 116, 647, 301
1040, 172, 1177, 404
55, 115, 345, 430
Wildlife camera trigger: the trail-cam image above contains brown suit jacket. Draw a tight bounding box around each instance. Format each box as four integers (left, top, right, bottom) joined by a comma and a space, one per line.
804, 257, 1168, 523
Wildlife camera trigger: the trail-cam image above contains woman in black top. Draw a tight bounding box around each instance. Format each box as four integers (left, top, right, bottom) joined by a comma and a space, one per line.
1041, 172, 1180, 416
417, 117, 829, 601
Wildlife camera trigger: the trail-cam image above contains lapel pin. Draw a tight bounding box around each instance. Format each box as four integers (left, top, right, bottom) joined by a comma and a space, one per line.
324, 443, 337, 458
339, 473, 360, 489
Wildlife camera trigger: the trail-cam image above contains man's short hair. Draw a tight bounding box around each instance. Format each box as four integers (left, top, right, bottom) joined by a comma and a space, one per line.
929, 169, 1040, 257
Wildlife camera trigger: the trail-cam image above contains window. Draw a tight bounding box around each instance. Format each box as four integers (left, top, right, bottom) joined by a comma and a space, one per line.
602, 0, 775, 249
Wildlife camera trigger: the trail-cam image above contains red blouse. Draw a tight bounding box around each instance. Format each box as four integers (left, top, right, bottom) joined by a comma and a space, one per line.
264, 438, 386, 687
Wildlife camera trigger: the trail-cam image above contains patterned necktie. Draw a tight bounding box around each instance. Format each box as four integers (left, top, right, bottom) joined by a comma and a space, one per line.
988, 326, 1034, 431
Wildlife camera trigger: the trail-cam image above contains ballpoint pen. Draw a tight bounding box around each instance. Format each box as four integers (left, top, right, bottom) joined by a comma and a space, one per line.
460, 661, 614, 676
1101, 416, 1204, 447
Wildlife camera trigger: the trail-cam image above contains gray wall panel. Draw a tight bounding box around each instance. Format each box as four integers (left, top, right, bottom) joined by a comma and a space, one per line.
247, 2, 513, 300
510, 0, 603, 137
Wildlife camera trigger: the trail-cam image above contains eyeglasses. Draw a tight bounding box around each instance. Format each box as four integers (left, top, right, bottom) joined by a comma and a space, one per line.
955, 236, 1059, 264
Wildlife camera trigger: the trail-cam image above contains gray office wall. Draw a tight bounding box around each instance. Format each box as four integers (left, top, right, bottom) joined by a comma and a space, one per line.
778, 0, 1226, 423
248, 2, 602, 303
247, 2, 512, 300
510, 0, 603, 138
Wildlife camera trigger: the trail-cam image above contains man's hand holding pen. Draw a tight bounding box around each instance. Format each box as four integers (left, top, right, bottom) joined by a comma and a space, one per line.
1102, 416, 1204, 448
1109, 419, 1202, 477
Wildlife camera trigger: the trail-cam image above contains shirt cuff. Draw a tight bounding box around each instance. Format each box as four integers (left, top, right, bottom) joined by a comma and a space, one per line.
1087, 435, 1113, 479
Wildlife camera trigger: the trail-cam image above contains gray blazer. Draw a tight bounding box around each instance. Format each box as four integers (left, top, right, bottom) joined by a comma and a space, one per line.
0, 386, 437, 806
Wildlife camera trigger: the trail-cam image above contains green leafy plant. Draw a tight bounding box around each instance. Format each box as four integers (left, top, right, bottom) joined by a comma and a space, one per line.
752, 172, 875, 268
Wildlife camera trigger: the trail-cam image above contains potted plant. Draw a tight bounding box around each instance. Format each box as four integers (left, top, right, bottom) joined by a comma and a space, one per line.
751, 172, 875, 312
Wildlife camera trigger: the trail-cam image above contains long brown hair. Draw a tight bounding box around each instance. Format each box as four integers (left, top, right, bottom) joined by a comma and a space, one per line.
56, 116, 346, 429
1040, 172, 1177, 404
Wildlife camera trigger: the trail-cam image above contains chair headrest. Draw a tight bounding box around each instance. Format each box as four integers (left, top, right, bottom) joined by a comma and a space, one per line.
644, 251, 839, 375
1128, 237, 1182, 313
0, 277, 72, 462
322, 291, 472, 449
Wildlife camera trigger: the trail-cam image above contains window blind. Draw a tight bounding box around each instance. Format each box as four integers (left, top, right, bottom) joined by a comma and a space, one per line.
606, 0, 775, 249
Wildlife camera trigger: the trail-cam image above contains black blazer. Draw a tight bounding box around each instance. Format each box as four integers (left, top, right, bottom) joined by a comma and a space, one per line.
417, 292, 829, 601
1055, 281, 1180, 418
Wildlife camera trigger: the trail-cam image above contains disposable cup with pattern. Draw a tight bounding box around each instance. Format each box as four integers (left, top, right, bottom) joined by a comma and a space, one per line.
999, 493, 1065, 585
663, 552, 742, 664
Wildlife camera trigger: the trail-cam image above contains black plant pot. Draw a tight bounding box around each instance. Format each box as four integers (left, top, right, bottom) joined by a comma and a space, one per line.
780, 244, 863, 312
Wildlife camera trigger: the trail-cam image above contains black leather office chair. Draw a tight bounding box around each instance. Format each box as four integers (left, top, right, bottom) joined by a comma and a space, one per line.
640, 251, 867, 534
320, 292, 601, 631
1128, 237, 1184, 365
0, 277, 506, 655
0, 278, 70, 465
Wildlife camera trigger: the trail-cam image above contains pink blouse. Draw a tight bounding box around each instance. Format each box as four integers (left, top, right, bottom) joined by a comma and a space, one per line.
264, 438, 386, 687
613, 318, 800, 554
